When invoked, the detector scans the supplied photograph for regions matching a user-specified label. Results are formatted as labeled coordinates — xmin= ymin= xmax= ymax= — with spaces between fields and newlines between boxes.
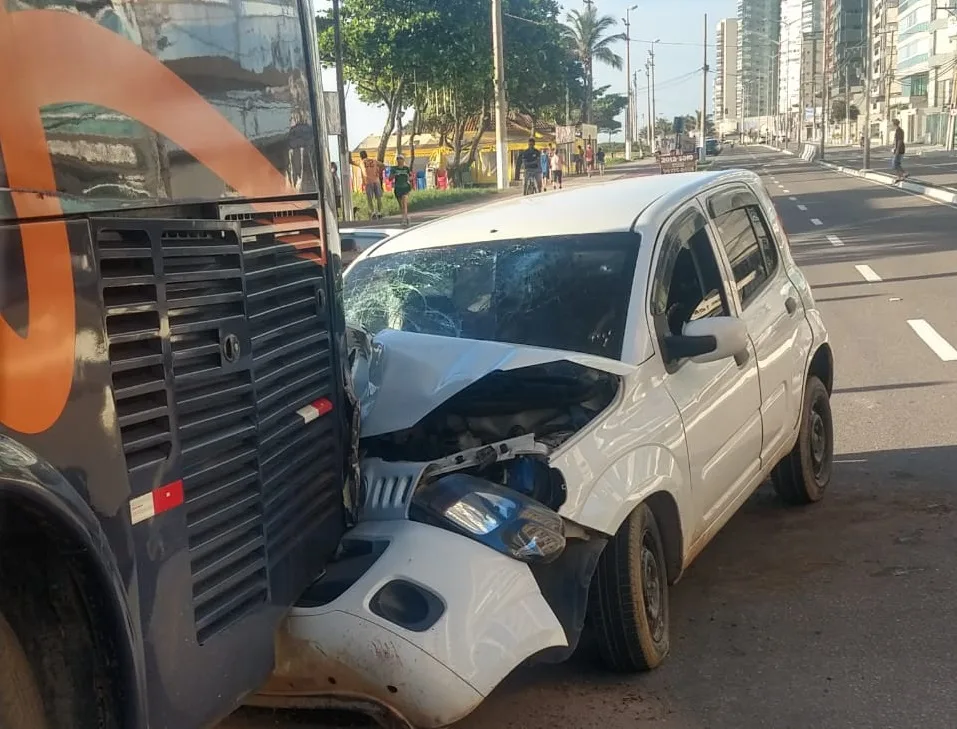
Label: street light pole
xmin=623 ymin=5 xmax=637 ymax=161
xmin=646 ymin=61 xmax=653 ymax=150
xmin=491 ymin=0 xmax=509 ymax=190
xmin=863 ymin=0 xmax=873 ymax=169
xmin=700 ymin=14 xmax=708 ymax=163
xmin=330 ymin=0 xmax=353 ymax=221
xmin=649 ymin=40 xmax=659 ymax=142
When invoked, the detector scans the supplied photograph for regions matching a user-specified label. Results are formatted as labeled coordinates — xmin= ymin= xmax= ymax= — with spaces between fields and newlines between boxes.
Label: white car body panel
xmin=253 ymin=520 xmax=566 ymax=728
xmin=356 ymin=328 xmax=635 ymax=438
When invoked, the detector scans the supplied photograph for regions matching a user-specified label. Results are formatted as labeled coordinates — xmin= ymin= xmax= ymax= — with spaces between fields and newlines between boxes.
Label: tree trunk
xmin=375 ymin=79 xmax=405 ymax=163
xmin=466 ymin=95 xmax=491 ymax=166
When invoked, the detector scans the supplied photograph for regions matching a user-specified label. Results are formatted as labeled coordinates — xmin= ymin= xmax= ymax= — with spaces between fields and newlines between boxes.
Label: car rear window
xmin=343 ymin=232 xmax=640 ymax=359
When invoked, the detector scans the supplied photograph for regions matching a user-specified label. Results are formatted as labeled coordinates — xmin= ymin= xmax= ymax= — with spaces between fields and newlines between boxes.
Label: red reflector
xmin=295 ymin=397 xmax=334 ymax=425
xmin=312 ymin=397 xmax=334 ymax=416
xmin=153 ymin=480 xmax=184 ymax=516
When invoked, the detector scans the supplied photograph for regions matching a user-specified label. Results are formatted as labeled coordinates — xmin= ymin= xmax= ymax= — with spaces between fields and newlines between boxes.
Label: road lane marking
xmin=782 ymin=189 xmax=790 ymax=193
xmin=789 ymin=196 xmax=797 ymax=200
xmin=797 ymin=204 xmax=808 ymax=210
xmin=855 ymin=264 xmax=881 ymax=281
xmin=811 ymin=218 xmax=823 ymax=226
xmin=908 ymin=319 xmax=957 ymax=362
xmin=826 ymin=234 xmax=843 ymax=246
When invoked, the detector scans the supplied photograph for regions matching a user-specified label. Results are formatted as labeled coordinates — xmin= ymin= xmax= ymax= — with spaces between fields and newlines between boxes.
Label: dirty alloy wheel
xmin=588 ymin=503 xmax=670 ymax=673
xmin=772 ymin=375 xmax=833 ymax=505
xmin=0 ymin=609 xmax=48 ymax=729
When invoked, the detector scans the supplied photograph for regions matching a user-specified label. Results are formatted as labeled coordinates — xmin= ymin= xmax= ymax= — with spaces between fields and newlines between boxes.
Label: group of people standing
xmin=330 ymin=150 xmax=413 ymax=225
xmin=520 ymin=138 xmax=607 ymax=194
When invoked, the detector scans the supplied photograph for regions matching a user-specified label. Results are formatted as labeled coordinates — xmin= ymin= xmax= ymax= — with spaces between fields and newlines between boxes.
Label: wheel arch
xmin=0 ymin=436 xmax=147 ymax=729
xmin=807 ymin=342 xmax=834 ymax=394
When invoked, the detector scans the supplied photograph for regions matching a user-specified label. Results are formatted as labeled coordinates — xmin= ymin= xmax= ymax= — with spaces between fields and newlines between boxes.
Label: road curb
xmin=816 ymin=160 xmax=957 ymax=206
xmin=759 ymin=143 xmax=794 ymax=156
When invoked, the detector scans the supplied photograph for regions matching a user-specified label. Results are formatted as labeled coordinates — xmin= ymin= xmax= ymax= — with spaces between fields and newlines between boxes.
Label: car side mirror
xmin=680 ymin=316 xmax=750 ymax=364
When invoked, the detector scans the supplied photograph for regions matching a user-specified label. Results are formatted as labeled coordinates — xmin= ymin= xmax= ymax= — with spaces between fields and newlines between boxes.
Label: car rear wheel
xmin=772 ymin=375 xmax=833 ymax=505
xmin=588 ymin=503 xmax=670 ymax=673
xmin=0 ymin=609 xmax=47 ymax=729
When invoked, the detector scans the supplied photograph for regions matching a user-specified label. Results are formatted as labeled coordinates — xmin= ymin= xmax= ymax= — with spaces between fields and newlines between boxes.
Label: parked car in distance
xmin=339 ymin=226 xmax=405 ymax=268
xmin=254 ymin=170 xmax=835 ymax=728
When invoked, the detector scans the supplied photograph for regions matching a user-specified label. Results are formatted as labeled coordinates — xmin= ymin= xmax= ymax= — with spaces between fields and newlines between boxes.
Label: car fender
xmin=566 ymin=442 xmax=693 ymax=544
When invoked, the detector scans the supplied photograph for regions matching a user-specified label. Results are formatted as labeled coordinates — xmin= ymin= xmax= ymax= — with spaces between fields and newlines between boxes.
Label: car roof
xmin=364 ymin=169 xmax=760 ymax=257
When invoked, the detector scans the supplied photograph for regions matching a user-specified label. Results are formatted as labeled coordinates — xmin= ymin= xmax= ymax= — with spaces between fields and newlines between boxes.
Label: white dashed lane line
xmin=811 ymin=218 xmax=824 ymax=226
xmin=782 ymin=189 xmax=790 ymax=193
xmin=855 ymin=264 xmax=881 ymax=281
xmin=797 ymin=204 xmax=808 ymax=211
xmin=826 ymin=234 xmax=844 ymax=246
xmin=908 ymin=319 xmax=957 ymax=362
xmin=788 ymin=196 xmax=797 ymax=200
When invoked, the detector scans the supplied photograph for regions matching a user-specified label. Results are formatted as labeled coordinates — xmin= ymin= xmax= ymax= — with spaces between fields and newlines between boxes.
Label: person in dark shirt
xmin=520 ymin=138 xmax=543 ymax=192
xmin=389 ymin=153 xmax=413 ymax=226
xmin=891 ymin=119 xmax=908 ymax=182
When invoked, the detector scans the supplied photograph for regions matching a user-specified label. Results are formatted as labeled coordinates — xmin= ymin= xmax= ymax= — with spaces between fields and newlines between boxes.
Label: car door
xmin=705 ymin=184 xmax=810 ymax=463
xmin=647 ymin=203 xmax=763 ymax=539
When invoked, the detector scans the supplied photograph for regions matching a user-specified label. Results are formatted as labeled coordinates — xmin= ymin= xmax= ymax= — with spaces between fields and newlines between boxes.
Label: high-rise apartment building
xmin=736 ymin=0 xmax=780 ymax=119
xmin=872 ymin=0 xmax=900 ymax=121
xmin=828 ymin=0 xmax=866 ymax=91
xmin=779 ymin=0 xmax=823 ymax=114
xmin=715 ymin=18 xmax=740 ymax=133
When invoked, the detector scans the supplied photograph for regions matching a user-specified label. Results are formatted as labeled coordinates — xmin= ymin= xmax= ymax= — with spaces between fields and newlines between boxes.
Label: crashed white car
xmin=252 ymin=170 xmax=834 ymax=727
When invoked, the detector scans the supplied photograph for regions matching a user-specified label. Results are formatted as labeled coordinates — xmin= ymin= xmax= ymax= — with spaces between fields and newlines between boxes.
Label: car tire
xmin=772 ymin=375 xmax=833 ymax=505
xmin=588 ymin=503 xmax=670 ymax=673
xmin=0 ymin=609 xmax=47 ymax=729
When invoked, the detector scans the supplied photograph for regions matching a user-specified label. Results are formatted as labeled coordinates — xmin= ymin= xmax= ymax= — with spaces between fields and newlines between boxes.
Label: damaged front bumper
xmin=250 ymin=519 xmax=568 ymax=728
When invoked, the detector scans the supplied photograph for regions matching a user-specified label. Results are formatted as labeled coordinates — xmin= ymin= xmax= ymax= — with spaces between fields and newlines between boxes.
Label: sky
xmin=314 ymin=0 xmax=739 ymax=148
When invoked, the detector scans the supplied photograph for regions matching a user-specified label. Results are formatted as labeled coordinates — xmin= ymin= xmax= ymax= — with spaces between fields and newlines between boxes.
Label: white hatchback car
xmin=253 ymin=169 xmax=834 ymax=727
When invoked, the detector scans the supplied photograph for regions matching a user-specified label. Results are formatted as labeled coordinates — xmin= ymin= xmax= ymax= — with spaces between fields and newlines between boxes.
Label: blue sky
xmin=315 ymin=0 xmax=739 ymax=147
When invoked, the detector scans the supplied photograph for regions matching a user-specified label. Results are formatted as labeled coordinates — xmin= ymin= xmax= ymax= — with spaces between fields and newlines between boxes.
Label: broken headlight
xmin=410 ymin=473 xmax=566 ymax=564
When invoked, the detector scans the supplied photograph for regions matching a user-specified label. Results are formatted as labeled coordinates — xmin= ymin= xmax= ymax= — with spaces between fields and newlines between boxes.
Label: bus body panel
xmin=0 ymin=0 xmax=352 ymax=727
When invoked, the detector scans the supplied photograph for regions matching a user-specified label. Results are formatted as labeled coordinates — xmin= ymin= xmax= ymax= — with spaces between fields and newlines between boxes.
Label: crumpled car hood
xmin=349 ymin=328 xmax=635 ymax=438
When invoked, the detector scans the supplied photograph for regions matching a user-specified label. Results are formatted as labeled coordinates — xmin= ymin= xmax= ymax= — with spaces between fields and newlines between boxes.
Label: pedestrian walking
xmin=358 ymin=150 xmax=384 ymax=219
xmin=575 ymin=143 xmax=584 ymax=175
xmin=330 ymin=161 xmax=343 ymax=219
xmin=596 ymin=147 xmax=606 ymax=176
xmin=389 ymin=154 xmax=413 ymax=226
xmin=584 ymin=143 xmax=595 ymax=178
xmin=539 ymin=146 xmax=551 ymax=191
xmin=550 ymin=148 xmax=564 ymax=189
xmin=891 ymin=119 xmax=908 ymax=182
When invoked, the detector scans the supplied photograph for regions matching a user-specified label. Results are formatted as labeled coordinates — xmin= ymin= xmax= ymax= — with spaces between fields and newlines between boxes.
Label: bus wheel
xmin=0 ymin=609 xmax=47 ymax=729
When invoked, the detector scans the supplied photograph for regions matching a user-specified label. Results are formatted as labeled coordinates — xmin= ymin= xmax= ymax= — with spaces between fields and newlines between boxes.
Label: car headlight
xmin=411 ymin=473 xmax=566 ymax=564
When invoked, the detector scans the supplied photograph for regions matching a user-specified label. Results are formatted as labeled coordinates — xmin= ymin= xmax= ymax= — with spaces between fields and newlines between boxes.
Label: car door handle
xmin=785 ymin=296 xmax=798 ymax=316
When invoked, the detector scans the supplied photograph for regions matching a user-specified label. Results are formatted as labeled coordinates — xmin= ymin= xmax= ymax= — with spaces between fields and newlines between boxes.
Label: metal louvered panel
xmin=97 ymin=227 xmax=172 ymax=476
xmin=224 ymin=206 xmax=343 ymax=576
xmin=163 ymin=224 xmax=269 ymax=643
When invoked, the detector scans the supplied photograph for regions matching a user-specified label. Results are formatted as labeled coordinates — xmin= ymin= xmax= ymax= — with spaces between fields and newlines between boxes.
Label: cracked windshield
xmin=2 ymin=0 xmax=957 ymax=728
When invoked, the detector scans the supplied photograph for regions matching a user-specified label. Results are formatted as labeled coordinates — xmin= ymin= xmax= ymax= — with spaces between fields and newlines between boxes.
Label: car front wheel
xmin=772 ymin=374 xmax=833 ymax=505
xmin=588 ymin=503 xmax=670 ymax=673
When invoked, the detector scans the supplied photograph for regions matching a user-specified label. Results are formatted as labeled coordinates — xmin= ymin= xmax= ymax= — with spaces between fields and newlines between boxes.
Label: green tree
xmin=561 ymin=5 xmax=624 ymax=124
xmin=591 ymin=85 xmax=628 ymax=136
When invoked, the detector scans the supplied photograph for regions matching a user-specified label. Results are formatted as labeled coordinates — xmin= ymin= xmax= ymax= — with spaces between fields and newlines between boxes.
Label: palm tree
xmin=562 ymin=6 xmax=625 ymax=124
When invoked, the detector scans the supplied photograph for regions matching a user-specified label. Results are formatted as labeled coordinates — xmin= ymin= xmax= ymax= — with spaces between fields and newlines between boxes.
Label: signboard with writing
xmin=555 ymin=125 xmax=575 ymax=144
xmin=658 ymin=153 xmax=698 ymax=175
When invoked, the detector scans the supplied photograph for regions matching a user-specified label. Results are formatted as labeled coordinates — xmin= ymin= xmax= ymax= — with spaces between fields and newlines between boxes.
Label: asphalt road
xmin=224 ymin=146 xmax=957 ymax=729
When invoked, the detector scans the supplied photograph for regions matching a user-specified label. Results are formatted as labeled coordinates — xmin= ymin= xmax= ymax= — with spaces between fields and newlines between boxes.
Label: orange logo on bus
xmin=0 ymin=4 xmax=299 ymax=434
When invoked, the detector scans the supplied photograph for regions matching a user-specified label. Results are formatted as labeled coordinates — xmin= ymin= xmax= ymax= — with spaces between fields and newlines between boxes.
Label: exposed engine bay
xmin=360 ymin=360 xmax=620 ymax=511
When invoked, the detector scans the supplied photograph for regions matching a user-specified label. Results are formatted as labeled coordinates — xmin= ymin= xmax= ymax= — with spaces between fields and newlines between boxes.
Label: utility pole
xmin=491 ymin=0 xmax=508 ymax=190
xmin=863 ymin=0 xmax=873 ymax=168
xmin=649 ymin=43 xmax=658 ymax=143
xmin=820 ymin=9 xmax=829 ymax=159
xmin=700 ymin=14 xmax=708 ymax=163
xmin=845 ymin=64 xmax=850 ymax=144
xmin=623 ymin=5 xmax=637 ymax=160
xmin=646 ymin=62 xmax=654 ymax=150
xmin=330 ymin=0 xmax=353 ymax=221
xmin=633 ymin=70 xmax=639 ymax=154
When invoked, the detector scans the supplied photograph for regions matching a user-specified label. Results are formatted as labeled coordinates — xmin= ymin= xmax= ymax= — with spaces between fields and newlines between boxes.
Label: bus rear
xmin=0 ymin=0 xmax=355 ymax=727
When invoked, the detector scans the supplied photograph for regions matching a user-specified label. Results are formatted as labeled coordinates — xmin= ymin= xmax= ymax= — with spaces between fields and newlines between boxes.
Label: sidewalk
xmin=344 ymin=158 xmax=659 ymax=228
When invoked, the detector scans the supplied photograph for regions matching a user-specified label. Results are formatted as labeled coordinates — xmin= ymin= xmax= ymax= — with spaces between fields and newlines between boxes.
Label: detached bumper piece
xmin=250 ymin=520 xmax=567 ymax=728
